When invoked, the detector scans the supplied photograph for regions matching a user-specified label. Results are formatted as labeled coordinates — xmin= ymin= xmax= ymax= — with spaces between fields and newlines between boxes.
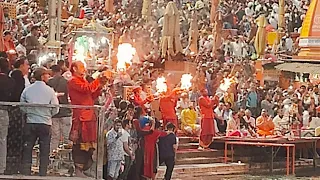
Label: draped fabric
xmin=254 ymin=14 xmax=267 ymax=58
xmin=161 ymin=2 xmax=183 ymax=58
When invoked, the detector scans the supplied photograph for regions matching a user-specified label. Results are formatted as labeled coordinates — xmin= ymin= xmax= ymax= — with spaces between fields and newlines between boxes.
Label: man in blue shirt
xmin=20 ymin=67 xmax=59 ymax=176
xmin=158 ymin=122 xmax=177 ymax=180
xmin=246 ymin=83 xmax=258 ymax=118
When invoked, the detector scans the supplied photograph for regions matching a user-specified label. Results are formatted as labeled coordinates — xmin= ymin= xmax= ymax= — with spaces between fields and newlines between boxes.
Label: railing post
xmin=96 ymin=107 xmax=106 ymax=179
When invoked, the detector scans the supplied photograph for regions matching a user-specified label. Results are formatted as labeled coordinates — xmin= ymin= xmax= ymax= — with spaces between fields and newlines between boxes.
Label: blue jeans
xmin=21 ymin=123 xmax=51 ymax=176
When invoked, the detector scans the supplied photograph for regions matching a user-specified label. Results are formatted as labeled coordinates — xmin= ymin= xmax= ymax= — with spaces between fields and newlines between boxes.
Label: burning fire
xmin=74 ymin=41 xmax=87 ymax=67
xmin=117 ymin=43 xmax=136 ymax=71
xmin=219 ymin=77 xmax=234 ymax=92
xmin=180 ymin=74 xmax=193 ymax=90
xmin=156 ymin=77 xmax=167 ymax=93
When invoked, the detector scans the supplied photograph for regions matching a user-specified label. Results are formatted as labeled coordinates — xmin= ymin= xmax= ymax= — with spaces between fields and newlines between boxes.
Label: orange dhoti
xmin=199 ymin=118 xmax=214 ymax=148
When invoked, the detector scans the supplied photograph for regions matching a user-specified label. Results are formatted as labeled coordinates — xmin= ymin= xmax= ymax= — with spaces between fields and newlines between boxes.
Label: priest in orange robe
xmin=198 ymin=89 xmax=219 ymax=148
xmin=256 ymin=109 xmax=275 ymax=136
xmin=159 ymin=88 xmax=179 ymax=128
xmin=68 ymin=61 xmax=109 ymax=177
xmin=131 ymin=86 xmax=152 ymax=114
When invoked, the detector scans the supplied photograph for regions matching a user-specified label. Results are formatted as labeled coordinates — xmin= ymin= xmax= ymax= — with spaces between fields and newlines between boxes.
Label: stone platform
xmin=156 ymin=163 xmax=249 ymax=179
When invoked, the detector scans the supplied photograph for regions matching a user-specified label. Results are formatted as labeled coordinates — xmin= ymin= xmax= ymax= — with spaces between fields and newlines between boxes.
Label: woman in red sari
xmin=133 ymin=115 xmax=167 ymax=180
xmin=198 ymin=89 xmax=219 ymax=149
xmin=143 ymin=121 xmax=167 ymax=180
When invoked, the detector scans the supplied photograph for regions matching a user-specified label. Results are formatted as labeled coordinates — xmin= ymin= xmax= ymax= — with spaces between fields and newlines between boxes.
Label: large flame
xmin=180 ymin=74 xmax=193 ymax=90
xmin=156 ymin=77 xmax=167 ymax=93
xmin=219 ymin=77 xmax=233 ymax=92
xmin=74 ymin=46 xmax=87 ymax=67
xmin=117 ymin=43 xmax=136 ymax=71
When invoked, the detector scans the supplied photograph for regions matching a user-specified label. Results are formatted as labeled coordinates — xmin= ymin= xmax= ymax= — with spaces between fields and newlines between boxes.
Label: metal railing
xmin=0 ymin=102 xmax=106 ymax=179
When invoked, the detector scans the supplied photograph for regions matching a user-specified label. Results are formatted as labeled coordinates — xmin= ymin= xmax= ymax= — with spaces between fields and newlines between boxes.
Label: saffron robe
xmin=198 ymin=95 xmax=218 ymax=148
xmin=159 ymin=95 xmax=177 ymax=127
xmin=68 ymin=75 xmax=101 ymax=145
xmin=256 ymin=116 xmax=275 ymax=136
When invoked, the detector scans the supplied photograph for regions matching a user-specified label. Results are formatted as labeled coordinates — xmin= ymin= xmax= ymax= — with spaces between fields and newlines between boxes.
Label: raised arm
xmin=68 ymin=77 xmax=101 ymax=94
xmin=199 ymin=97 xmax=214 ymax=109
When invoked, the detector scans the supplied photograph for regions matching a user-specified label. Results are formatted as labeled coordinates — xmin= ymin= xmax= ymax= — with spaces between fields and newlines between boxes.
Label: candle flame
xmin=180 ymin=74 xmax=193 ymax=90
xmin=117 ymin=43 xmax=136 ymax=71
xmin=156 ymin=77 xmax=167 ymax=93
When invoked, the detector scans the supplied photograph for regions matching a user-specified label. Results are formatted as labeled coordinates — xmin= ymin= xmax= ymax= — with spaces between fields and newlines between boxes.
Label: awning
xmin=275 ymin=62 xmax=320 ymax=74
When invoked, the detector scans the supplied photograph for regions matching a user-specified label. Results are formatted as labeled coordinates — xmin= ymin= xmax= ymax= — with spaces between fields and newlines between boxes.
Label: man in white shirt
xmin=15 ymin=37 xmax=27 ymax=56
xmin=273 ymin=109 xmax=289 ymax=132
xmin=243 ymin=109 xmax=255 ymax=128
xmin=20 ymin=67 xmax=59 ymax=176
xmin=118 ymin=119 xmax=134 ymax=180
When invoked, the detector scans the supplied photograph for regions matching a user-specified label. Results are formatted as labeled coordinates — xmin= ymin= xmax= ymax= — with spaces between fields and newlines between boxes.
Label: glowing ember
xmin=219 ymin=78 xmax=233 ymax=92
xmin=156 ymin=77 xmax=167 ymax=93
xmin=117 ymin=43 xmax=136 ymax=71
xmin=180 ymin=74 xmax=193 ymax=90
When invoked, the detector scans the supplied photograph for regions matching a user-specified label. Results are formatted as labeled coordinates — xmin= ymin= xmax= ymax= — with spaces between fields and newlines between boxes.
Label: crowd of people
xmin=0 ymin=0 xmax=317 ymax=179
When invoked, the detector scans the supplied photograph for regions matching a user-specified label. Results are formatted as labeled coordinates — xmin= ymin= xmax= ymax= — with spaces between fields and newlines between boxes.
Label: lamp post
xmin=47 ymin=0 xmax=62 ymax=62
xmin=48 ymin=0 xmax=56 ymax=44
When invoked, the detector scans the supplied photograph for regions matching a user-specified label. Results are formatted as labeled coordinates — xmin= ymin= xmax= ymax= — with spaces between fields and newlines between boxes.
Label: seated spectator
xmin=180 ymin=103 xmax=200 ymax=136
xmin=226 ymin=111 xmax=242 ymax=137
xmin=256 ymin=109 xmax=275 ymax=136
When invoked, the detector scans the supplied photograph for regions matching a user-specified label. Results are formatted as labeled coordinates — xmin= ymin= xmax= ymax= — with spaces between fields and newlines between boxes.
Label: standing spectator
xmin=3 ymin=7 xmax=11 ymax=31
xmin=47 ymin=65 xmax=72 ymax=152
xmin=158 ymin=122 xmax=177 ymax=180
xmin=246 ymin=83 xmax=258 ymax=117
xmin=6 ymin=57 xmax=29 ymax=174
xmin=261 ymin=93 xmax=274 ymax=117
xmin=79 ymin=0 xmax=94 ymax=19
xmin=20 ymin=67 xmax=59 ymax=176
xmin=106 ymin=119 xmax=125 ymax=180
xmin=118 ymin=119 xmax=135 ymax=180
xmin=0 ymin=57 xmax=15 ymax=174
xmin=25 ymin=26 xmax=41 ymax=55
xmin=10 ymin=56 xmax=30 ymax=91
